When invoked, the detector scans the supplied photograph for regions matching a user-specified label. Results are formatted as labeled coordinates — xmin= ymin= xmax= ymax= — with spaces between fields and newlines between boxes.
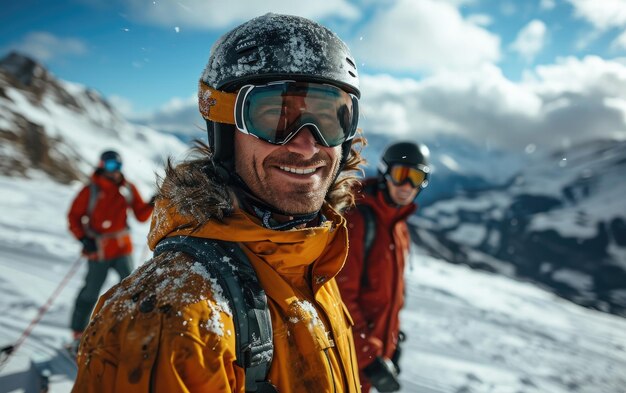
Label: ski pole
xmin=0 ymin=254 xmax=84 ymax=372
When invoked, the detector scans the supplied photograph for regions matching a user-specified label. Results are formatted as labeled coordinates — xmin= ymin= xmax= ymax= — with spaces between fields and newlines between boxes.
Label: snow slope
xmin=1 ymin=174 xmax=625 ymax=393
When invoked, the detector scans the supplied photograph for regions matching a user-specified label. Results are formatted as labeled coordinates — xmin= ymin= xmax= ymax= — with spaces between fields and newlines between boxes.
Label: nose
xmin=399 ymin=182 xmax=416 ymax=191
xmin=285 ymin=126 xmax=320 ymax=159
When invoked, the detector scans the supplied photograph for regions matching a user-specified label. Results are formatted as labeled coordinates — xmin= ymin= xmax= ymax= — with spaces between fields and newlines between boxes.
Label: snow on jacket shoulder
xmin=72 ymin=154 xmax=361 ymax=393
xmin=73 ymin=250 xmax=241 ymax=392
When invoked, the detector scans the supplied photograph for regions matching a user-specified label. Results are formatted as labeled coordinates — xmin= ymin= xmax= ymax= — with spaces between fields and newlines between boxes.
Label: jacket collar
xmin=91 ymin=171 xmax=125 ymax=190
xmin=358 ymin=178 xmax=417 ymax=225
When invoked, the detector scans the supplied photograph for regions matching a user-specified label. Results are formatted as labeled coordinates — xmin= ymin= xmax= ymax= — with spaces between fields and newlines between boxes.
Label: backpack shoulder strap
xmin=87 ymin=182 xmax=99 ymax=218
xmin=154 ymin=236 xmax=276 ymax=393
xmin=356 ymin=204 xmax=376 ymax=262
xmin=355 ymin=181 xmax=379 ymax=261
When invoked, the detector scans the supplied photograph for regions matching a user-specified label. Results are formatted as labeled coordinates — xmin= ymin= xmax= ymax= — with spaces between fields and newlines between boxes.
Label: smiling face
xmin=234 ymin=127 xmax=342 ymax=215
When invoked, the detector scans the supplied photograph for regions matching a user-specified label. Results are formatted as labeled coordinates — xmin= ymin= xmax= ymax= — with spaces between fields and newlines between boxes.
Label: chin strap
xmin=230 ymin=174 xmax=322 ymax=230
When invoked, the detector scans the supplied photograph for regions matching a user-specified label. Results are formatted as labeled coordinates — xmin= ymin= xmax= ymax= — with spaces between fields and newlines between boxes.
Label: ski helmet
xmin=379 ymin=141 xmax=430 ymax=188
xmin=98 ymin=150 xmax=122 ymax=171
xmin=198 ymin=13 xmax=360 ymax=174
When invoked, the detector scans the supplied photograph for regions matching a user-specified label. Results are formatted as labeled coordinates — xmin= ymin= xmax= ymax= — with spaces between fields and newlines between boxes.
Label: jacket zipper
xmin=323 ymin=348 xmax=337 ymax=393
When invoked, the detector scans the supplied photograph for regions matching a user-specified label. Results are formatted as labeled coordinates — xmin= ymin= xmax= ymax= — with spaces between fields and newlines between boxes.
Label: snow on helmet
xmin=198 ymin=13 xmax=360 ymax=174
xmin=200 ymin=13 xmax=359 ymax=96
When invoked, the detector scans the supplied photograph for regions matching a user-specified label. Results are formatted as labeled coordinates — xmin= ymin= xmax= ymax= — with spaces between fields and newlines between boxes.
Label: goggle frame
xmin=233 ymin=80 xmax=359 ymax=147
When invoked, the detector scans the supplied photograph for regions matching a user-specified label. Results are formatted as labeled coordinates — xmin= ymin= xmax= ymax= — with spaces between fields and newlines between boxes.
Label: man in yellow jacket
xmin=72 ymin=13 xmax=364 ymax=393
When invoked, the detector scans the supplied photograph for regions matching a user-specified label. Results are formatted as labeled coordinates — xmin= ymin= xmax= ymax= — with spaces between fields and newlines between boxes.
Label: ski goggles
xmin=385 ymin=165 xmax=429 ymax=189
xmin=102 ymin=159 xmax=122 ymax=172
xmin=199 ymin=80 xmax=359 ymax=147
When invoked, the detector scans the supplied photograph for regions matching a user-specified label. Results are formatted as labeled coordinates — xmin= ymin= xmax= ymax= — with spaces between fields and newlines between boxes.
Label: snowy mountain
xmin=413 ymin=139 xmax=626 ymax=316
xmin=0 ymin=51 xmax=189 ymax=191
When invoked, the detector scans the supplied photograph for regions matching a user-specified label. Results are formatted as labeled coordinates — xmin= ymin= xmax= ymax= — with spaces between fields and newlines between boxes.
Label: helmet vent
xmin=348 ymin=70 xmax=356 ymax=78
xmin=345 ymin=57 xmax=356 ymax=69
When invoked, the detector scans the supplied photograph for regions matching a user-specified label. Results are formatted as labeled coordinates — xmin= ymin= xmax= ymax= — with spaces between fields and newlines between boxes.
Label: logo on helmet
xmin=235 ymin=39 xmax=258 ymax=53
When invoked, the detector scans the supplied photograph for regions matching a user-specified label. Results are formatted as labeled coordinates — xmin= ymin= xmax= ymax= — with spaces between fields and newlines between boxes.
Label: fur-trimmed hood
xmin=157 ymin=150 xmax=233 ymax=226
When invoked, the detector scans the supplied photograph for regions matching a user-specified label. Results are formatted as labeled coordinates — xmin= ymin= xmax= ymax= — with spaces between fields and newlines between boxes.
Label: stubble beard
xmin=238 ymin=152 xmax=339 ymax=215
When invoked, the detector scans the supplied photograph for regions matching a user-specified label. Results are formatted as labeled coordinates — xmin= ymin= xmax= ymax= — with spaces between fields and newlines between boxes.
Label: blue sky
xmin=2 ymin=0 xmax=626 ymax=151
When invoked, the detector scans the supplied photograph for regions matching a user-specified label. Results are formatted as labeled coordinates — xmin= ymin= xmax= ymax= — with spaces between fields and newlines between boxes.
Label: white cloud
xmin=510 ymin=20 xmax=547 ymax=62
xmin=122 ymin=0 xmax=359 ymax=29
xmin=357 ymin=56 xmax=626 ymax=150
xmin=540 ymin=0 xmax=556 ymax=11
xmin=134 ymin=94 xmax=204 ymax=136
xmin=467 ymin=13 xmax=493 ymax=27
xmin=567 ymin=0 xmax=626 ymax=30
xmin=353 ymin=0 xmax=500 ymax=73
xmin=611 ymin=30 xmax=626 ymax=51
xmin=6 ymin=32 xmax=87 ymax=62
xmin=524 ymin=55 xmax=626 ymax=97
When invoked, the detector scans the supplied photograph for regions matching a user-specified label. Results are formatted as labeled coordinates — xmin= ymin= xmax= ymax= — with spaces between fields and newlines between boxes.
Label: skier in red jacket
xmin=337 ymin=141 xmax=430 ymax=392
xmin=67 ymin=150 xmax=154 ymax=340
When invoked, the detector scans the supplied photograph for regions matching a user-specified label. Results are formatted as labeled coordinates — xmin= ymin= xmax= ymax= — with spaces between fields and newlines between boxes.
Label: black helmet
xmin=200 ymin=13 xmax=359 ymax=96
xmin=98 ymin=150 xmax=122 ymax=171
xmin=199 ymin=13 xmax=360 ymax=173
xmin=379 ymin=141 xmax=430 ymax=187
xmin=99 ymin=150 xmax=121 ymax=165
xmin=380 ymin=142 xmax=429 ymax=170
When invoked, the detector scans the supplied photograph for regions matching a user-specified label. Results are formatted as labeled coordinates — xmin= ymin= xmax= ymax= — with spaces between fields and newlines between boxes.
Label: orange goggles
xmin=386 ymin=165 xmax=429 ymax=189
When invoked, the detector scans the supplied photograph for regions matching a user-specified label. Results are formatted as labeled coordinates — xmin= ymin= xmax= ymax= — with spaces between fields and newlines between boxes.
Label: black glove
xmin=148 ymin=194 xmax=157 ymax=207
xmin=390 ymin=330 xmax=406 ymax=374
xmin=363 ymin=356 xmax=401 ymax=392
xmin=80 ymin=237 xmax=97 ymax=253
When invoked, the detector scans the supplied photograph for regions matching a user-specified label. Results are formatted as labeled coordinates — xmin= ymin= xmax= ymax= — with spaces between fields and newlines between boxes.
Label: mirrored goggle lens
xmin=388 ymin=165 xmax=427 ymax=188
xmin=235 ymin=81 xmax=358 ymax=147
xmin=103 ymin=160 xmax=122 ymax=172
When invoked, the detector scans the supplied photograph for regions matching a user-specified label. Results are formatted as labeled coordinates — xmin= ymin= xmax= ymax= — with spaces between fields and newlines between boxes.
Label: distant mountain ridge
xmin=0 ymin=52 xmax=188 ymax=189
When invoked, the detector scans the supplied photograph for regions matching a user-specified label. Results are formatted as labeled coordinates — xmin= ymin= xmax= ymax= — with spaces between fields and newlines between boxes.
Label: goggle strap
xmin=198 ymin=82 xmax=236 ymax=125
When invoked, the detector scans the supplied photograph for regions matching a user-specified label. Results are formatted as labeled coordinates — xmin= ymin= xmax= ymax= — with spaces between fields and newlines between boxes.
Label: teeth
xmin=279 ymin=166 xmax=316 ymax=174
